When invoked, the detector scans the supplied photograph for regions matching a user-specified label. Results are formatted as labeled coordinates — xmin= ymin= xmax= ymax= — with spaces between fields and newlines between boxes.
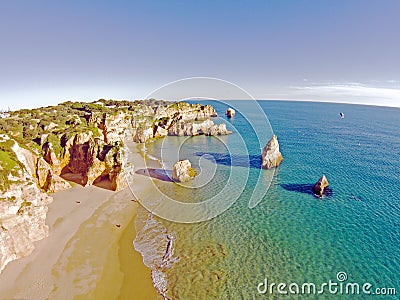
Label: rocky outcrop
xmin=36 ymin=157 xmax=71 ymax=193
xmin=226 ymin=108 xmax=235 ymax=118
xmin=0 ymin=181 xmax=52 ymax=273
xmin=51 ymin=131 xmax=128 ymax=191
xmin=132 ymin=102 xmax=229 ymax=143
xmin=88 ymin=111 xmax=132 ymax=144
xmin=42 ymin=142 xmax=61 ymax=173
xmin=38 ymin=110 xmax=135 ymax=191
xmin=134 ymin=128 xmax=154 ymax=143
xmin=261 ymin=135 xmax=283 ymax=169
xmin=169 ymin=119 xmax=231 ymax=136
xmin=172 ymin=160 xmax=196 ymax=182
xmin=313 ymin=175 xmax=329 ymax=197
xmin=163 ymin=103 xmax=217 ymax=121
xmin=9 ymin=137 xmax=71 ymax=194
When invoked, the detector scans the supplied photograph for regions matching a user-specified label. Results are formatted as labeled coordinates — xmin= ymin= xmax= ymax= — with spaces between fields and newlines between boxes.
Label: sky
xmin=0 ymin=0 xmax=399 ymax=109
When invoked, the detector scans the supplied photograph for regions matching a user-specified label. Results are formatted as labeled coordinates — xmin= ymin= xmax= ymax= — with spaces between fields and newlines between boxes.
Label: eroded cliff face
xmin=131 ymin=102 xmax=230 ymax=143
xmin=41 ymin=112 xmax=133 ymax=191
xmin=0 ymin=136 xmax=53 ymax=273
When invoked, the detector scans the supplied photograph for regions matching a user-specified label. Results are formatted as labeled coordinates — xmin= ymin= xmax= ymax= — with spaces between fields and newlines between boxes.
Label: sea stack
xmin=261 ymin=135 xmax=283 ymax=169
xmin=313 ymin=175 xmax=329 ymax=197
xmin=172 ymin=160 xmax=196 ymax=182
xmin=225 ymin=108 xmax=236 ymax=118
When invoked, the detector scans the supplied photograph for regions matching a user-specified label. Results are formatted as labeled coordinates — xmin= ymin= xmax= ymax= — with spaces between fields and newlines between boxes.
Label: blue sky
xmin=0 ymin=0 xmax=399 ymax=109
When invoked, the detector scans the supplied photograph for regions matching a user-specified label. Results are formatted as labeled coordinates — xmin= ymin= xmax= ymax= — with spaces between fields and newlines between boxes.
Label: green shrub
xmin=188 ymin=167 xmax=197 ymax=178
xmin=0 ymin=171 xmax=10 ymax=191
xmin=46 ymin=133 xmax=63 ymax=157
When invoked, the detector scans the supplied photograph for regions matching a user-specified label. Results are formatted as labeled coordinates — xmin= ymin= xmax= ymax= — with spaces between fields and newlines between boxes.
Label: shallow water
xmin=133 ymin=101 xmax=400 ymax=299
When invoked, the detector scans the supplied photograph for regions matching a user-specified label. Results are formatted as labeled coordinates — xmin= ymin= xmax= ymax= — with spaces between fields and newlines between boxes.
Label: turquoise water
xmin=136 ymin=101 xmax=400 ymax=299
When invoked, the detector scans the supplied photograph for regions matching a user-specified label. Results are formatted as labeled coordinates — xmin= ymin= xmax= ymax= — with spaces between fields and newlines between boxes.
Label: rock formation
xmin=226 ymin=108 xmax=235 ymax=118
xmin=0 ymin=181 xmax=52 ymax=273
xmin=168 ymin=119 xmax=230 ymax=136
xmin=40 ymin=111 xmax=134 ymax=191
xmin=0 ymin=136 xmax=53 ymax=273
xmin=313 ymin=175 xmax=329 ymax=197
xmin=261 ymin=135 xmax=283 ymax=169
xmin=36 ymin=157 xmax=71 ymax=193
xmin=131 ymin=102 xmax=230 ymax=143
xmin=172 ymin=160 xmax=196 ymax=182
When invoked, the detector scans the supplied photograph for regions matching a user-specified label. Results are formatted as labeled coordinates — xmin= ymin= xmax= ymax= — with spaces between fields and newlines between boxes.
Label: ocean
xmin=133 ymin=100 xmax=400 ymax=299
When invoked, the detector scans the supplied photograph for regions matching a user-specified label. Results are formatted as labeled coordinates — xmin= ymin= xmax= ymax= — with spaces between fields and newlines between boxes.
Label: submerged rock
xmin=225 ymin=108 xmax=235 ymax=118
xmin=172 ymin=160 xmax=196 ymax=182
xmin=261 ymin=135 xmax=283 ymax=169
xmin=313 ymin=175 xmax=329 ymax=197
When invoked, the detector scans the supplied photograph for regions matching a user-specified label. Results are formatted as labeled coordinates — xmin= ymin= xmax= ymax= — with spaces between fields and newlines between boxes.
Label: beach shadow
xmin=194 ymin=152 xmax=262 ymax=169
xmin=61 ymin=172 xmax=115 ymax=191
xmin=61 ymin=172 xmax=86 ymax=186
xmin=135 ymin=168 xmax=173 ymax=182
xmin=280 ymin=183 xmax=333 ymax=197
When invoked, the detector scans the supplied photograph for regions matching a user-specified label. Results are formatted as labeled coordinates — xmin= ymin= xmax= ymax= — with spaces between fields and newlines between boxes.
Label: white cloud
xmin=275 ymin=83 xmax=400 ymax=108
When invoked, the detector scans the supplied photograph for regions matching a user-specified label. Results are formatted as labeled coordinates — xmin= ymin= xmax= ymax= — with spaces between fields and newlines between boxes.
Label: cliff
xmin=0 ymin=99 xmax=229 ymax=274
xmin=131 ymin=102 xmax=230 ymax=143
xmin=0 ymin=134 xmax=53 ymax=273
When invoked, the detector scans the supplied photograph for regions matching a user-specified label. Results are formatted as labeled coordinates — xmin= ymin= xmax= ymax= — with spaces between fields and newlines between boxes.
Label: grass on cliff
xmin=45 ymin=133 xmax=64 ymax=157
xmin=0 ymin=139 xmax=24 ymax=191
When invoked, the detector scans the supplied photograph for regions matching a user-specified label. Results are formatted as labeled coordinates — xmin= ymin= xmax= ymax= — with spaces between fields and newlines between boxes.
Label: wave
xmin=133 ymin=206 xmax=179 ymax=299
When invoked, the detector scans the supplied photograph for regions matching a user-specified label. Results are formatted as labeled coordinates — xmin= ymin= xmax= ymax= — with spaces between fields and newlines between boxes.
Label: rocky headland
xmin=0 ymin=99 xmax=230 ymax=273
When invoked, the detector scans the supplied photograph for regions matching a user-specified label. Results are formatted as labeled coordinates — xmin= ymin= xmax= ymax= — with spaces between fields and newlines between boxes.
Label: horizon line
xmin=2 ymin=98 xmax=399 ymax=112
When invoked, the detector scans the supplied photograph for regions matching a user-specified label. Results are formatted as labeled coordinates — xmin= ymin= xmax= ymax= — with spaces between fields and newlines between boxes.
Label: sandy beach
xmin=0 ymin=144 xmax=161 ymax=300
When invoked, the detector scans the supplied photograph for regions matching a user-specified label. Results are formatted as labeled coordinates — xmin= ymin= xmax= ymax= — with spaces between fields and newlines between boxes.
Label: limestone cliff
xmin=0 ymin=135 xmax=53 ymax=273
xmin=131 ymin=102 xmax=230 ymax=143
xmin=40 ymin=111 xmax=133 ymax=191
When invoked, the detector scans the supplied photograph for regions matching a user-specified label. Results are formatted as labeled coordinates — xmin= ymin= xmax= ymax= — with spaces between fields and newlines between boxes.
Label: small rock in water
xmin=225 ymin=108 xmax=236 ymax=118
xmin=261 ymin=135 xmax=283 ymax=169
xmin=172 ymin=160 xmax=196 ymax=182
xmin=313 ymin=175 xmax=329 ymax=197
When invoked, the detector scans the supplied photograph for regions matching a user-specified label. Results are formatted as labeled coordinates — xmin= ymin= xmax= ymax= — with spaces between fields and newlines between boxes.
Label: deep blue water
xmin=138 ymin=100 xmax=400 ymax=299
